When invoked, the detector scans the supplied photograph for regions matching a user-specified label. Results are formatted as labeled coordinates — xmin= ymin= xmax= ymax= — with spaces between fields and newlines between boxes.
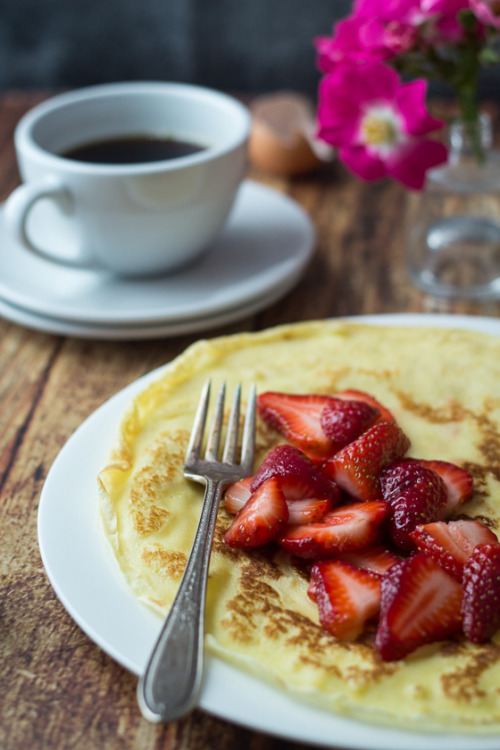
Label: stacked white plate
xmin=0 ymin=180 xmax=315 ymax=340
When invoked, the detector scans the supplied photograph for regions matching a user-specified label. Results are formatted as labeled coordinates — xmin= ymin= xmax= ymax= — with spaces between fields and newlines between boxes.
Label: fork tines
xmin=185 ymin=380 xmax=256 ymax=476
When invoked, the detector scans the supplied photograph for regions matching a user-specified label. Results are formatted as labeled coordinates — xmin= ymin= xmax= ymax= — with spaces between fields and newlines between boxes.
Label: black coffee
xmin=62 ymin=135 xmax=205 ymax=164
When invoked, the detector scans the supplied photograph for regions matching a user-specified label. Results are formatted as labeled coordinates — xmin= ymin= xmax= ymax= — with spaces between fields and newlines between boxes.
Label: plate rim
xmin=0 ymin=264 xmax=306 ymax=340
xmin=37 ymin=313 xmax=500 ymax=749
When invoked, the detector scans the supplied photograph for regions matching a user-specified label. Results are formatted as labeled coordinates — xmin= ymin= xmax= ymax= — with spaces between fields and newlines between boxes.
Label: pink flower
xmin=354 ymin=0 xmax=426 ymax=22
xmin=470 ymin=0 xmax=500 ymax=28
xmin=421 ymin=0 xmax=468 ymax=13
xmin=356 ymin=0 xmax=472 ymax=47
xmin=421 ymin=0 xmax=472 ymax=41
xmin=358 ymin=17 xmax=420 ymax=55
xmin=315 ymin=0 xmax=471 ymax=69
xmin=315 ymin=1 xmax=424 ymax=69
xmin=315 ymin=17 xmax=385 ymax=72
xmin=317 ymin=63 xmax=448 ymax=190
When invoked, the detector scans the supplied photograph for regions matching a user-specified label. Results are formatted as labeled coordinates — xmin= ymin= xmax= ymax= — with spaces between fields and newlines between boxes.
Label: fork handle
xmin=137 ymin=477 xmax=223 ymax=723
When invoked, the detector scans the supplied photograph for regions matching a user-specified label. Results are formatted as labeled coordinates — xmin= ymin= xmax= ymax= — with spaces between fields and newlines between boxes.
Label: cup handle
xmin=4 ymin=179 xmax=95 ymax=268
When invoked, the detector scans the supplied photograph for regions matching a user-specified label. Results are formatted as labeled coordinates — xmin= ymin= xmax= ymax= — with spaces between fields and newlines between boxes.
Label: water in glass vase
xmin=406 ymin=113 xmax=500 ymax=300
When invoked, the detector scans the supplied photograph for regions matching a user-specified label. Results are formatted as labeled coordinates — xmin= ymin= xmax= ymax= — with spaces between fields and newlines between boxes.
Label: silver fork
xmin=137 ymin=380 xmax=256 ymax=723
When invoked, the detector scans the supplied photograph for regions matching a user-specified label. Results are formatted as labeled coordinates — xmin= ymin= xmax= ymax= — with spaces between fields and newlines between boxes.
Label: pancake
xmin=98 ymin=320 xmax=500 ymax=732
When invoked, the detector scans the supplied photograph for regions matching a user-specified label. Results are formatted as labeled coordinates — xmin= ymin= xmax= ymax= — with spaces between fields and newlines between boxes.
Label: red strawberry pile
xmin=222 ymin=389 xmax=500 ymax=661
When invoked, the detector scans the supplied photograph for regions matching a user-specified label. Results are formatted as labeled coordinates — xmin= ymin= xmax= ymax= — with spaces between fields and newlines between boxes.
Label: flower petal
xmin=395 ymin=80 xmax=445 ymax=136
xmin=349 ymin=61 xmax=401 ymax=101
xmin=340 ymin=144 xmax=388 ymax=182
xmin=470 ymin=0 xmax=500 ymax=28
xmin=386 ymin=139 xmax=448 ymax=190
xmin=317 ymin=74 xmax=363 ymax=146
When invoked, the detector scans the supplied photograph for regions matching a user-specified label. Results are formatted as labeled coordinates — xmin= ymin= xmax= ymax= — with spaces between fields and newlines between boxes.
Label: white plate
xmin=38 ymin=314 xmax=500 ymax=749
xmin=0 ymin=273 xmax=300 ymax=340
xmin=0 ymin=180 xmax=314 ymax=326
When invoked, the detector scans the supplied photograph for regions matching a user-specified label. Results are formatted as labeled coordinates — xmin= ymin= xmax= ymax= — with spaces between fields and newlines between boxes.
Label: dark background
xmin=1 ymin=0 xmax=499 ymax=99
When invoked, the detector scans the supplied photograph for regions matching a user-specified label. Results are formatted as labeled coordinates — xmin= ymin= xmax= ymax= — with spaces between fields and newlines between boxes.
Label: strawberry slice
xmin=257 ymin=392 xmax=335 ymax=460
xmin=223 ymin=476 xmax=288 ymax=548
xmin=462 ymin=542 xmax=500 ymax=643
xmin=410 ymin=519 xmax=498 ymax=581
xmin=224 ymin=459 xmax=333 ymax=527
xmin=320 ymin=398 xmax=380 ymax=452
xmin=323 ymin=421 xmax=410 ymax=501
xmin=224 ymin=476 xmax=252 ymax=515
xmin=251 ymin=444 xmax=339 ymax=503
xmin=308 ymin=546 xmax=399 ymax=601
xmin=278 ymin=500 xmax=388 ymax=558
xmin=375 ymin=552 xmax=463 ymax=661
xmin=286 ymin=498 xmax=332 ymax=524
xmin=416 ymin=459 xmax=474 ymax=518
xmin=380 ymin=459 xmax=447 ymax=550
xmin=335 ymin=389 xmax=395 ymax=423
xmin=310 ymin=559 xmax=381 ymax=641
xmin=338 ymin=544 xmax=401 ymax=575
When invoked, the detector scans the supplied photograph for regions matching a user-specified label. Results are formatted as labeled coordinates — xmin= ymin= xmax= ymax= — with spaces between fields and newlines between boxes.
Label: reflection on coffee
xmin=62 ymin=136 xmax=206 ymax=164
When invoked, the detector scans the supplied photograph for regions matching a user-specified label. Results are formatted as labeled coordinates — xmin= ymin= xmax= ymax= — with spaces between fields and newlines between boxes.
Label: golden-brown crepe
xmin=98 ymin=320 xmax=500 ymax=732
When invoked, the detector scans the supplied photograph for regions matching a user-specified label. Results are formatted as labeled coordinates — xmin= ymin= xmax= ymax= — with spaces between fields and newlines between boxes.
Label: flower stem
xmin=455 ymin=85 xmax=484 ymax=164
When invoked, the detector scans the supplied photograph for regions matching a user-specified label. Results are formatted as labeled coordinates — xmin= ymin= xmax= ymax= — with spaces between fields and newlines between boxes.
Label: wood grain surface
xmin=1 ymin=92 xmax=499 ymax=750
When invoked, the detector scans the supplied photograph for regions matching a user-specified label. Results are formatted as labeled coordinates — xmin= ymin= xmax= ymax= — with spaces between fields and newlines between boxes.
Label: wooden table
xmin=1 ymin=92 xmax=499 ymax=750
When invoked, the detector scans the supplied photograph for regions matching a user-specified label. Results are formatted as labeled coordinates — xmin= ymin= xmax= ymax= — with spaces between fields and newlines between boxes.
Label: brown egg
xmin=248 ymin=91 xmax=333 ymax=176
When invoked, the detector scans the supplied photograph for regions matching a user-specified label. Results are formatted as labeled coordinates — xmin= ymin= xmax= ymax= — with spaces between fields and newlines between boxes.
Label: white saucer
xmin=0 ymin=180 xmax=314 ymax=326
xmin=0 ymin=277 xmax=296 ymax=340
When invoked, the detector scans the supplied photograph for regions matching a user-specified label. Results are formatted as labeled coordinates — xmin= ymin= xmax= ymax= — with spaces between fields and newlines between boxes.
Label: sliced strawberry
xmin=257 ymin=392 xmax=335 ymax=460
xmin=307 ymin=577 xmax=319 ymax=603
xmin=251 ymin=444 xmax=339 ymax=503
xmin=278 ymin=500 xmax=388 ymax=559
xmin=311 ymin=559 xmax=381 ymax=641
xmin=224 ymin=476 xmax=253 ymax=515
xmin=416 ymin=459 xmax=474 ymax=518
xmin=410 ymin=519 xmax=498 ymax=581
xmin=338 ymin=544 xmax=401 ymax=575
xmin=223 ymin=476 xmax=288 ymax=548
xmin=323 ymin=421 xmax=410 ymax=501
xmin=462 ymin=543 xmax=500 ymax=643
xmin=380 ymin=459 xmax=447 ymax=551
xmin=320 ymin=398 xmax=380 ymax=452
xmin=308 ymin=544 xmax=398 ymax=602
xmin=375 ymin=552 xmax=463 ymax=661
xmin=335 ymin=389 xmax=395 ymax=423
xmin=286 ymin=497 xmax=332 ymax=524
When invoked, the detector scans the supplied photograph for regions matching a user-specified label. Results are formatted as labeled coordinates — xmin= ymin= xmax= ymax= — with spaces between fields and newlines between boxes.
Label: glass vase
xmin=405 ymin=113 xmax=500 ymax=300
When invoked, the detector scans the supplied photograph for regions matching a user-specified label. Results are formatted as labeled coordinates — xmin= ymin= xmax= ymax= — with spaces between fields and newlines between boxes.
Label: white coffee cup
xmin=4 ymin=81 xmax=251 ymax=276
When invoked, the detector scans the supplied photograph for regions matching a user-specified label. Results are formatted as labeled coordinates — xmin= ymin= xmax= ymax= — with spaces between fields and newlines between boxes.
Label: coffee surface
xmin=62 ymin=135 xmax=205 ymax=164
